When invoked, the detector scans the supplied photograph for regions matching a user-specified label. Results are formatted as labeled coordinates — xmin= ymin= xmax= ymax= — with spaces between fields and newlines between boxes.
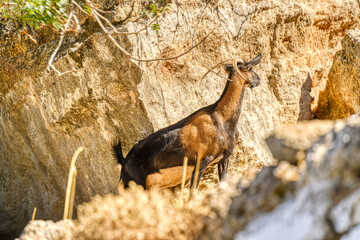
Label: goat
xmin=113 ymin=54 xmax=262 ymax=189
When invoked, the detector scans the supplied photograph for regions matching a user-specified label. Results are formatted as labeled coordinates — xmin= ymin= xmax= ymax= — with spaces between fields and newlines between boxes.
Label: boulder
xmin=315 ymin=29 xmax=360 ymax=119
xmin=265 ymin=120 xmax=335 ymax=164
xmin=226 ymin=119 xmax=360 ymax=240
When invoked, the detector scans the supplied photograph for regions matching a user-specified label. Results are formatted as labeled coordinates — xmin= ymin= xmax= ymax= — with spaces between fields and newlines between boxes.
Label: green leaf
xmin=82 ymin=5 xmax=91 ymax=14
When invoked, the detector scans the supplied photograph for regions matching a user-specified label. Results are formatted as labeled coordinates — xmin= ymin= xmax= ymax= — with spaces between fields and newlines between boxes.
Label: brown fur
xmin=146 ymin=166 xmax=195 ymax=189
xmin=215 ymin=74 xmax=247 ymax=120
xmin=180 ymin=74 xmax=247 ymax=165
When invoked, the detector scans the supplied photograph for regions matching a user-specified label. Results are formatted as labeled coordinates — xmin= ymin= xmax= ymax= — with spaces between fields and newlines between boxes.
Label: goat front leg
xmin=218 ymin=157 xmax=230 ymax=181
xmin=190 ymin=155 xmax=214 ymax=189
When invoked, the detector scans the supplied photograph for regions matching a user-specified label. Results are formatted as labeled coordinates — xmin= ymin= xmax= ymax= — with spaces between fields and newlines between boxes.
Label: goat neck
xmin=214 ymin=71 xmax=247 ymax=125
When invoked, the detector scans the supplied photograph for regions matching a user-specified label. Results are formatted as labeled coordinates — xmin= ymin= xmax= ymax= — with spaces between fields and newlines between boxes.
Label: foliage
xmin=0 ymin=0 xmax=72 ymax=30
xmin=140 ymin=1 xmax=170 ymax=18
xmin=0 ymin=0 xmax=170 ymax=33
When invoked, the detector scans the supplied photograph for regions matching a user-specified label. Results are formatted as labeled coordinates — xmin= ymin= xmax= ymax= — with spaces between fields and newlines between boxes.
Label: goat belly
xmin=146 ymin=165 xmax=194 ymax=189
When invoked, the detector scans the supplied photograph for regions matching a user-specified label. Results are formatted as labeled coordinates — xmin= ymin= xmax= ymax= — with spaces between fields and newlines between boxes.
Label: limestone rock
xmin=265 ymin=120 xmax=335 ymax=164
xmin=298 ymin=73 xmax=314 ymax=121
xmin=222 ymin=166 xmax=297 ymax=240
xmin=0 ymin=33 xmax=153 ymax=239
xmin=228 ymin=119 xmax=360 ymax=240
xmin=315 ymin=29 xmax=360 ymax=119
xmin=1 ymin=0 xmax=360 ymax=238
xmin=329 ymin=189 xmax=360 ymax=234
xmin=342 ymin=225 xmax=360 ymax=240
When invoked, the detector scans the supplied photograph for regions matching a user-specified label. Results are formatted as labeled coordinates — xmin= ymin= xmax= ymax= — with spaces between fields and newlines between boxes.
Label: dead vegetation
xmin=74 ymin=184 xmax=208 ymax=240
xmin=19 ymin=170 xmax=240 ymax=240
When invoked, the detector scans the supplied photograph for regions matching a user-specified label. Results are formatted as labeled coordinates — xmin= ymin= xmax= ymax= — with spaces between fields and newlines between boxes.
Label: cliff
xmin=1 ymin=0 xmax=360 ymax=238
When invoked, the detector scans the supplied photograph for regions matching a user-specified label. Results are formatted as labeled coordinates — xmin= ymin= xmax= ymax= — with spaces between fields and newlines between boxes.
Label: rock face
xmin=224 ymin=119 xmax=360 ymax=240
xmin=298 ymin=73 xmax=314 ymax=121
xmin=0 ymin=32 xmax=153 ymax=239
xmin=1 ymin=0 xmax=360 ymax=238
xmin=315 ymin=29 xmax=360 ymax=119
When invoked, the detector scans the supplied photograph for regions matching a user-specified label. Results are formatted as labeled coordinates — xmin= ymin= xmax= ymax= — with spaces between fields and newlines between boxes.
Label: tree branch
xmin=46 ymin=0 xmax=215 ymax=76
xmin=91 ymin=4 xmax=215 ymax=63
xmin=47 ymin=11 xmax=78 ymax=76
xmin=200 ymin=58 xmax=232 ymax=80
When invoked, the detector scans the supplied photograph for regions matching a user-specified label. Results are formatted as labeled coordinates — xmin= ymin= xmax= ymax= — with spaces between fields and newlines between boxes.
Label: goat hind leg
xmin=128 ymin=165 xmax=147 ymax=189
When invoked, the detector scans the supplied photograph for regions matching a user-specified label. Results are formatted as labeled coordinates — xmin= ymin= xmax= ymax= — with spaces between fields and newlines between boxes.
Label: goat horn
xmin=232 ymin=58 xmax=247 ymax=81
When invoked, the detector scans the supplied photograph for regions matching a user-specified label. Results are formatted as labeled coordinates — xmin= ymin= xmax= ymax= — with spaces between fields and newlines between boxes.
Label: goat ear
xmin=244 ymin=54 xmax=262 ymax=69
xmin=225 ymin=64 xmax=233 ymax=73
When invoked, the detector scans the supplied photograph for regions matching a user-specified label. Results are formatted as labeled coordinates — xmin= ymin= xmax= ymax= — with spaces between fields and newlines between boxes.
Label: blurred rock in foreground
xmin=224 ymin=119 xmax=360 ymax=240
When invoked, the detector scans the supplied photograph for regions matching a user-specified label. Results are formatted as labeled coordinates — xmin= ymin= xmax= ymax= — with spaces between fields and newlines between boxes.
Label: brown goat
xmin=113 ymin=54 xmax=262 ymax=189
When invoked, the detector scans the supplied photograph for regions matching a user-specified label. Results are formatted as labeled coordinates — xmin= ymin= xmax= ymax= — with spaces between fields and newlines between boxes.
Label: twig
xmin=192 ymin=0 xmax=210 ymax=58
xmin=201 ymin=58 xmax=232 ymax=80
xmin=216 ymin=5 xmax=235 ymax=38
xmin=89 ymin=3 xmax=165 ymax=36
xmin=31 ymin=207 xmax=37 ymax=221
xmin=47 ymin=11 xmax=79 ymax=76
xmin=181 ymin=156 xmax=189 ymax=191
xmin=94 ymin=8 xmax=116 ymax=14
xmin=22 ymin=29 xmax=38 ymax=44
xmin=72 ymin=14 xmax=82 ymax=34
xmin=72 ymin=0 xmax=89 ymax=15
xmin=115 ymin=14 xmax=161 ymax=36
xmin=131 ymin=29 xmax=214 ymax=62
xmin=92 ymin=4 xmax=215 ymax=63
xmin=188 ymin=1 xmax=231 ymax=81
xmin=47 ymin=0 xmax=213 ymax=74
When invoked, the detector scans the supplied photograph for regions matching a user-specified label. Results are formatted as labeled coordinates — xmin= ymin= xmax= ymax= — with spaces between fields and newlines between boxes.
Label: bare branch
xmin=91 ymin=8 xmax=133 ymax=56
xmin=46 ymin=0 xmax=215 ymax=75
xmin=114 ymin=14 xmax=161 ymax=36
xmin=91 ymin=4 xmax=215 ymax=63
xmin=47 ymin=33 xmax=66 ymax=75
xmin=47 ymin=11 xmax=78 ymax=76
xmin=90 ymin=3 xmax=165 ymax=36
xmin=72 ymin=1 xmax=89 ymax=15
xmin=199 ymin=58 xmax=232 ymax=81
xmin=189 ymin=1 xmax=230 ymax=81
xmin=94 ymin=8 xmax=116 ymax=14
xmin=192 ymin=1 xmax=210 ymax=57
xmin=132 ymin=29 xmax=214 ymax=62
xmin=22 ymin=29 xmax=38 ymax=44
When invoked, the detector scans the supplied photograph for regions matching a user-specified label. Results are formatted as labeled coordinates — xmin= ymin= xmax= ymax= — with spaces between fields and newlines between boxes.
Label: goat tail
xmin=112 ymin=140 xmax=125 ymax=165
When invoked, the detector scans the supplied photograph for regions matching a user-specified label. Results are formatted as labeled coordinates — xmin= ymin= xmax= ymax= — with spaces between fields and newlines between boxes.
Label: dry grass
xmin=31 ymin=207 xmax=37 ymax=221
xmin=64 ymin=147 xmax=84 ymax=220
xmin=19 ymin=161 xmax=243 ymax=240
xmin=73 ymin=183 xmax=212 ymax=240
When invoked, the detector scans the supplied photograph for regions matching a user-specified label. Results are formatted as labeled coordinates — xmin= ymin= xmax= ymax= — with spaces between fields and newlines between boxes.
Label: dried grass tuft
xmin=64 ymin=147 xmax=84 ymax=220
xmin=31 ymin=207 xmax=37 ymax=221
xmin=73 ymin=183 xmax=212 ymax=240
